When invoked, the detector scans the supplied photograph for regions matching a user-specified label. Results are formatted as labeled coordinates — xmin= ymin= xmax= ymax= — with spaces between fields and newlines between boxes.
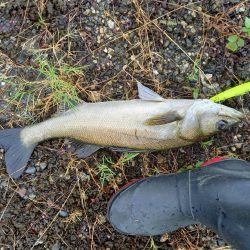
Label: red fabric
xmin=201 ymin=156 xmax=230 ymax=167
xmin=119 ymin=178 xmax=141 ymax=190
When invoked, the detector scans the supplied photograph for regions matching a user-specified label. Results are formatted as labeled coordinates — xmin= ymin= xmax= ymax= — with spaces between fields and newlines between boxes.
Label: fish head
xmin=198 ymin=101 xmax=243 ymax=136
xmin=179 ymin=100 xmax=243 ymax=141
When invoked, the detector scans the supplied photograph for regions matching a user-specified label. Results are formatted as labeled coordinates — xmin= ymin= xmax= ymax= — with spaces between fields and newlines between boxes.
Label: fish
xmin=0 ymin=83 xmax=244 ymax=179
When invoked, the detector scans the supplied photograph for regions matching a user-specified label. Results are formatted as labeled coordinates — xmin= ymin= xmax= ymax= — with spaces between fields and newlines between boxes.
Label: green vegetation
xmin=226 ymin=17 xmax=250 ymax=52
xmin=96 ymin=156 xmax=115 ymax=187
xmin=36 ymin=12 xmax=48 ymax=28
xmin=150 ymin=237 xmax=159 ymax=250
xmin=187 ymin=58 xmax=200 ymax=82
xmin=119 ymin=152 xmax=139 ymax=164
xmin=35 ymin=55 xmax=83 ymax=108
xmin=178 ymin=161 xmax=203 ymax=172
xmin=2 ymin=54 xmax=85 ymax=121
xmin=226 ymin=35 xmax=245 ymax=52
xmin=201 ymin=139 xmax=213 ymax=148
xmin=242 ymin=17 xmax=250 ymax=36
xmin=192 ymin=88 xmax=199 ymax=99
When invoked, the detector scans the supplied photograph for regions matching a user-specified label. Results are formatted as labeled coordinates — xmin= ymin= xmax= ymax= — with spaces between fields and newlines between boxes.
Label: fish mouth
xmin=218 ymin=106 xmax=244 ymax=122
xmin=217 ymin=105 xmax=245 ymax=129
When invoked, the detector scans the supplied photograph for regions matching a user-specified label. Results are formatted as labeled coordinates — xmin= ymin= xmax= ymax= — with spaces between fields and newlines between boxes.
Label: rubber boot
xmin=107 ymin=158 xmax=250 ymax=250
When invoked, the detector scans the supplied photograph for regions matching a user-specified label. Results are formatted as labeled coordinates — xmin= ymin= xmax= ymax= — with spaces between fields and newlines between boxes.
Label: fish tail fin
xmin=0 ymin=128 xmax=37 ymax=179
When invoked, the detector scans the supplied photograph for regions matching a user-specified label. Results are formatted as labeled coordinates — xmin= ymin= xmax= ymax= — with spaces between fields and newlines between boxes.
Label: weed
xmin=119 ymin=152 xmax=139 ymax=164
xmin=224 ymin=152 xmax=239 ymax=158
xmin=146 ymin=166 xmax=169 ymax=176
xmin=178 ymin=165 xmax=195 ymax=172
xmin=194 ymin=161 xmax=204 ymax=168
xmin=226 ymin=34 xmax=245 ymax=52
xmin=36 ymin=12 xmax=48 ymax=29
xmin=2 ymin=54 xmax=86 ymax=121
xmin=63 ymin=210 xmax=82 ymax=224
xmin=242 ymin=17 xmax=250 ymax=36
xmin=34 ymin=0 xmax=48 ymax=29
xmin=201 ymin=139 xmax=213 ymax=149
xmin=35 ymin=55 xmax=83 ymax=109
xmin=150 ymin=237 xmax=159 ymax=250
xmin=96 ymin=156 xmax=115 ymax=187
xmin=192 ymin=88 xmax=199 ymax=99
xmin=226 ymin=17 xmax=250 ymax=52
xmin=187 ymin=58 xmax=200 ymax=82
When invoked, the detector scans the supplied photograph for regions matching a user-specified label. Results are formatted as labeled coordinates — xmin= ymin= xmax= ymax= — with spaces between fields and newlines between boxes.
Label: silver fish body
xmin=21 ymin=99 xmax=195 ymax=150
xmin=0 ymin=83 xmax=244 ymax=178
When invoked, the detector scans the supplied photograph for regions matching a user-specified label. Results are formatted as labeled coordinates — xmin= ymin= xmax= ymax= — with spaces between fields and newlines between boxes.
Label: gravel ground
xmin=0 ymin=0 xmax=249 ymax=249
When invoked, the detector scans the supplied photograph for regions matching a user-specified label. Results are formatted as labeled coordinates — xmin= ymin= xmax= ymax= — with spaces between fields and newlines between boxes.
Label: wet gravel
xmin=0 ymin=0 xmax=249 ymax=249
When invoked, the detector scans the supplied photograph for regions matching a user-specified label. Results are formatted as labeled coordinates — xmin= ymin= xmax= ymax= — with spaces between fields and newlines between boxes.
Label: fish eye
xmin=217 ymin=120 xmax=228 ymax=130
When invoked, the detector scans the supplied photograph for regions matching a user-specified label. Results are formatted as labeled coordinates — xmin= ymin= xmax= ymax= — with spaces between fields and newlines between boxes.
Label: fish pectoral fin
xmin=144 ymin=111 xmax=182 ymax=126
xmin=75 ymin=144 xmax=102 ymax=158
xmin=137 ymin=81 xmax=165 ymax=102
xmin=109 ymin=147 xmax=148 ymax=153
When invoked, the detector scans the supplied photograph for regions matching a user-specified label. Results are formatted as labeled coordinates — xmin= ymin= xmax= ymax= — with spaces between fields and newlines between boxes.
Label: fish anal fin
xmin=109 ymin=147 xmax=148 ymax=153
xmin=137 ymin=81 xmax=165 ymax=102
xmin=144 ymin=111 xmax=182 ymax=126
xmin=75 ymin=143 xmax=102 ymax=158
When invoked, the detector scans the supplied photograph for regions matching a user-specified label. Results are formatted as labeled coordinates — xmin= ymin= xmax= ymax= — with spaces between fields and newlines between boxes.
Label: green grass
xmin=35 ymin=55 xmax=83 ymax=109
xmin=187 ymin=58 xmax=200 ymax=82
xmin=119 ymin=152 xmax=139 ymax=164
xmin=36 ymin=12 xmax=48 ymax=28
xmin=2 ymin=54 xmax=86 ymax=121
xmin=96 ymin=156 xmax=115 ymax=187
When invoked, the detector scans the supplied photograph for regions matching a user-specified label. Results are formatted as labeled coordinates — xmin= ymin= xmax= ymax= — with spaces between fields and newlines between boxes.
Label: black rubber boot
xmin=107 ymin=158 xmax=250 ymax=250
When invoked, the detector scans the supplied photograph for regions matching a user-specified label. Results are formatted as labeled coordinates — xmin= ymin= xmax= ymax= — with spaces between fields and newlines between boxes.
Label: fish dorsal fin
xmin=137 ymin=81 xmax=165 ymax=101
xmin=144 ymin=111 xmax=182 ymax=126
xmin=53 ymin=100 xmax=86 ymax=117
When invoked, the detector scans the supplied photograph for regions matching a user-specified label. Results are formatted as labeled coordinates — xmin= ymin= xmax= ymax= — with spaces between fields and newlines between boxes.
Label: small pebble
xmin=231 ymin=146 xmax=236 ymax=152
xmin=52 ymin=243 xmax=60 ymax=250
xmin=0 ymin=180 xmax=8 ymax=189
xmin=160 ymin=232 xmax=169 ymax=242
xmin=243 ymin=144 xmax=250 ymax=152
xmin=236 ymin=6 xmax=245 ymax=13
xmin=83 ymin=9 xmax=90 ymax=15
xmin=107 ymin=20 xmax=115 ymax=29
xmin=153 ymin=69 xmax=159 ymax=75
xmin=25 ymin=166 xmax=36 ymax=174
xmin=235 ymin=143 xmax=242 ymax=149
xmin=39 ymin=162 xmax=47 ymax=171
xmin=28 ymin=193 xmax=36 ymax=199
xmin=59 ymin=210 xmax=68 ymax=217
xmin=17 ymin=187 xmax=27 ymax=198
